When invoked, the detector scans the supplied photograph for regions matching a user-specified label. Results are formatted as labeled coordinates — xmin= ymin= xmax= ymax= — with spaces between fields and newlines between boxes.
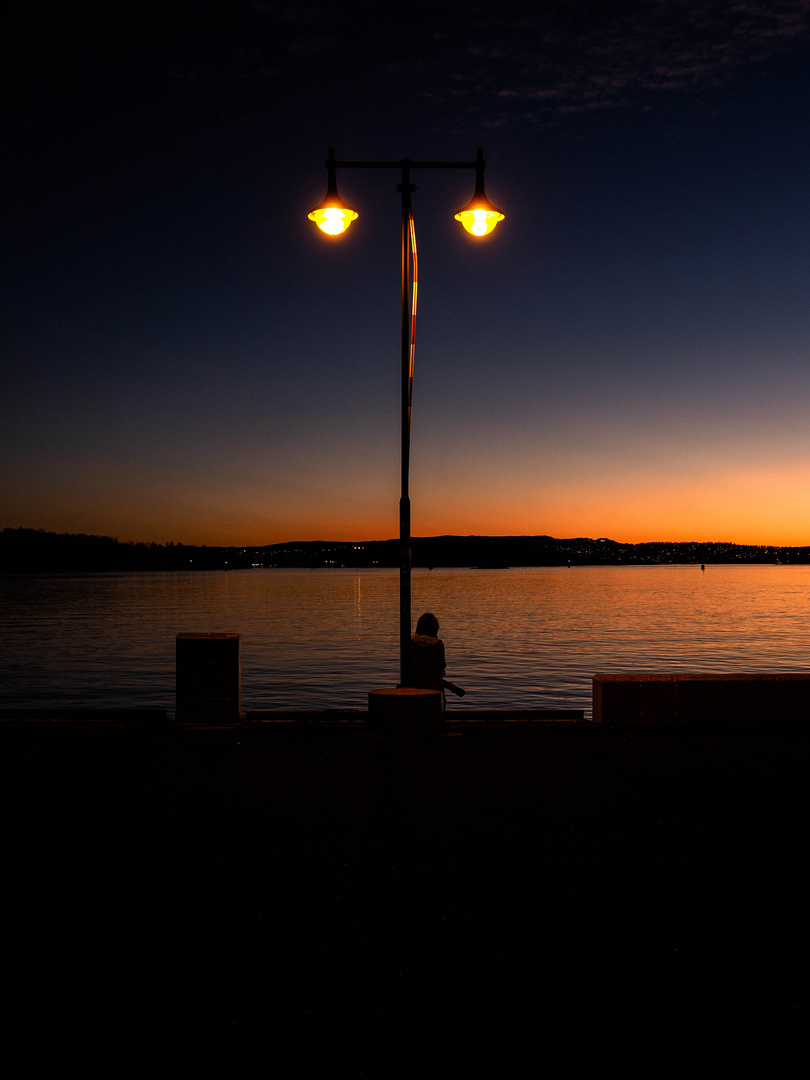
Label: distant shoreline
xmin=2 ymin=528 xmax=808 ymax=573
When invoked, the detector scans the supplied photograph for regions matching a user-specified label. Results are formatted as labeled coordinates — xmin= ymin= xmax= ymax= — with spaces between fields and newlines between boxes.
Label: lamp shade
xmin=454 ymin=191 xmax=505 ymax=236
xmin=308 ymin=176 xmax=358 ymax=236
xmin=454 ymin=155 xmax=504 ymax=236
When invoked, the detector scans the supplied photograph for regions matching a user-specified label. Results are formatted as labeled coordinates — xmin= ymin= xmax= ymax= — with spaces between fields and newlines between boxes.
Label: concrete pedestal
xmin=176 ymin=632 xmax=241 ymax=724
xmin=368 ymin=687 xmax=444 ymax=736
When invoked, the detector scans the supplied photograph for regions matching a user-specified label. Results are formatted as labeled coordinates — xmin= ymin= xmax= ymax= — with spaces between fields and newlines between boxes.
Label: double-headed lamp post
xmin=308 ymin=147 xmax=504 ymax=687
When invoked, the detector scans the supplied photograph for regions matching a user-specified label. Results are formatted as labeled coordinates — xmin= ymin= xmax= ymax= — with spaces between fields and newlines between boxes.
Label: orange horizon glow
xmin=7 ymin=452 xmax=810 ymax=549
xmin=8 ymin=512 xmax=810 ymax=550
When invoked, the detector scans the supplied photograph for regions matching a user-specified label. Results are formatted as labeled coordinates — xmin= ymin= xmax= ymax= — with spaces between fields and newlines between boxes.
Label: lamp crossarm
xmin=332 ymin=158 xmax=481 ymax=170
xmin=326 ymin=147 xmax=486 ymax=174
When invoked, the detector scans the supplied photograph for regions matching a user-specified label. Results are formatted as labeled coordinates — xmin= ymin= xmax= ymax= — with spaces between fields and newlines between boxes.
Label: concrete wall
xmin=593 ymin=672 xmax=810 ymax=725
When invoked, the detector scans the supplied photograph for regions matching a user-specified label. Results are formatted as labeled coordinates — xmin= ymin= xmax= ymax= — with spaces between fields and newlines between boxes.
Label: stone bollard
xmin=368 ymin=687 xmax=444 ymax=736
xmin=176 ymin=632 xmax=241 ymax=725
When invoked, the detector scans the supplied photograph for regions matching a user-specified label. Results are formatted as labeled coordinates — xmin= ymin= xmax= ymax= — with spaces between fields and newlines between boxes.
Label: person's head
xmin=415 ymin=612 xmax=439 ymax=637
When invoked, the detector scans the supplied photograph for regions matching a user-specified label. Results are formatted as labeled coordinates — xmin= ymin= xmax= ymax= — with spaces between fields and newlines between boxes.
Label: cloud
xmin=404 ymin=0 xmax=810 ymax=124
xmin=285 ymin=34 xmax=339 ymax=57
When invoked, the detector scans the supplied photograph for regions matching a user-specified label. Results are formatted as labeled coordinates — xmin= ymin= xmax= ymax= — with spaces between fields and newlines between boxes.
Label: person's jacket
xmin=410 ymin=633 xmax=446 ymax=690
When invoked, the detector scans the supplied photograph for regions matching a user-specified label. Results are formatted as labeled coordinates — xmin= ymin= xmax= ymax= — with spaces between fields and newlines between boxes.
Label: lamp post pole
xmin=398 ymin=164 xmax=415 ymax=686
xmin=308 ymin=149 xmax=504 ymax=688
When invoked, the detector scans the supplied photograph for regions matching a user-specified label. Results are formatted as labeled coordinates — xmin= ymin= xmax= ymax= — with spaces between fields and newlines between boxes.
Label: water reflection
xmin=1 ymin=564 xmax=809 ymax=717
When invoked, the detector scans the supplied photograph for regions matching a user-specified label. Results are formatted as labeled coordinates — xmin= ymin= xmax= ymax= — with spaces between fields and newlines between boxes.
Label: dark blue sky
xmin=4 ymin=1 xmax=810 ymax=544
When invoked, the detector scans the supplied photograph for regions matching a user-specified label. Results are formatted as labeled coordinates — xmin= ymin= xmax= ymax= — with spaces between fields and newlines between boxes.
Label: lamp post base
xmin=368 ymin=687 xmax=444 ymax=736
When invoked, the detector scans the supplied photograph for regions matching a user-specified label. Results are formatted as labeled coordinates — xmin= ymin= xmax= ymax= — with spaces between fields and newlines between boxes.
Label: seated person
xmin=411 ymin=612 xmax=446 ymax=692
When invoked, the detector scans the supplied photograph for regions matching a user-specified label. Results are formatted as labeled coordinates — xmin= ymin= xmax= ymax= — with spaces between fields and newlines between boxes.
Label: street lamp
xmin=308 ymin=147 xmax=504 ymax=687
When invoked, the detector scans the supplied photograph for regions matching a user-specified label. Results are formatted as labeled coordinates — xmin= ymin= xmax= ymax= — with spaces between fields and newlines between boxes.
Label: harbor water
xmin=2 ymin=564 xmax=809 ymax=717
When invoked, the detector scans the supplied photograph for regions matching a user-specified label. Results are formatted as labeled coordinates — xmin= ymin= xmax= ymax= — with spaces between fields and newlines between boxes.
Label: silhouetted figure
xmin=411 ymin=612 xmax=466 ymax=699
xmin=411 ymin=612 xmax=445 ymax=691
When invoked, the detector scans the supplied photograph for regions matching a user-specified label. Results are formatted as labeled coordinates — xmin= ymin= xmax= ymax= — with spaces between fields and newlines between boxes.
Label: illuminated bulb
xmin=308 ymin=205 xmax=358 ymax=236
xmin=456 ymin=208 xmax=498 ymax=236
xmin=470 ymin=211 xmax=489 ymax=236
xmin=454 ymin=199 xmax=504 ymax=237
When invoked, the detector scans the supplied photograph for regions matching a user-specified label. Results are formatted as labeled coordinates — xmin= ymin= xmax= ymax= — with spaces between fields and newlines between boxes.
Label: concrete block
xmin=176 ymin=632 xmax=241 ymax=724
xmin=593 ymin=672 xmax=810 ymax=725
xmin=368 ymin=687 xmax=444 ymax=736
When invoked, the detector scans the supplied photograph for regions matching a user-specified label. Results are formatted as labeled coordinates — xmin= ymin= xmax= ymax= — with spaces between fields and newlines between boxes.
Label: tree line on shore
xmin=2 ymin=527 xmax=808 ymax=572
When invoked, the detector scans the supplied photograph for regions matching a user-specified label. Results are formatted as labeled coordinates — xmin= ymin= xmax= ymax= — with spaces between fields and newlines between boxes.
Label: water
xmin=1 ymin=565 xmax=809 ymax=717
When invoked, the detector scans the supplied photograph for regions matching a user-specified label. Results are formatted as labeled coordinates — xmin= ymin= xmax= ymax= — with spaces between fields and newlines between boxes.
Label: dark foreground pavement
xmin=3 ymin=720 xmax=809 ymax=1077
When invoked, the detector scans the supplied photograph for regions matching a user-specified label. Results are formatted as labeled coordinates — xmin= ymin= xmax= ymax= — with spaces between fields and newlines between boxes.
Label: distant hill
xmin=2 ymin=528 xmax=808 ymax=572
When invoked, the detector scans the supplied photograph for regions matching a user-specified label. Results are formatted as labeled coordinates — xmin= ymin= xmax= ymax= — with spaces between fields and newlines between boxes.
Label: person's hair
xmin=415 ymin=612 xmax=439 ymax=636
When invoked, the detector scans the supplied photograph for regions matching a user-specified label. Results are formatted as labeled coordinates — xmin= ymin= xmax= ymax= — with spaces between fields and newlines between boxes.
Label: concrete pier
xmin=3 ymin=716 xmax=808 ymax=1076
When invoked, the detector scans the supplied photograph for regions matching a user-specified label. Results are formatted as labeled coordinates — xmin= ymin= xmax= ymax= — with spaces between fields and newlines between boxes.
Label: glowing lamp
xmin=308 ymin=197 xmax=358 ymax=236
xmin=454 ymin=157 xmax=504 ymax=236
xmin=454 ymin=194 xmax=505 ymax=236
xmin=308 ymin=153 xmax=358 ymax=235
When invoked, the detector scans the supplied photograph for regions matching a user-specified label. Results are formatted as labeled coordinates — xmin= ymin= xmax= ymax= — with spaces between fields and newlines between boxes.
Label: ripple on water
xmin=2 ymin=564 xmax=809 ymax=717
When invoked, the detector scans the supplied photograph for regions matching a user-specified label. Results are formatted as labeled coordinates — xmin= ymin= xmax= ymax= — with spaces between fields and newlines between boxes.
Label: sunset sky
xmin=4 ymin=1 xmax=810 ymax=546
